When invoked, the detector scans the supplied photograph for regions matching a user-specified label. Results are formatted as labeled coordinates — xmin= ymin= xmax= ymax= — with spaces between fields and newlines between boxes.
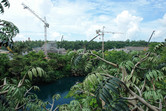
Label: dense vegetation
xmin=1 ymin=41 xmax=166 ymax=111
xmin=0 ymin=0 xmax=166 ymax=111
xmin=10 ymin=40 xmax=159 ymax=54
xmin=63 ymin=43 xmax=166 ymax=111
xmin=57 ymin=40 xmax=149 ymax=50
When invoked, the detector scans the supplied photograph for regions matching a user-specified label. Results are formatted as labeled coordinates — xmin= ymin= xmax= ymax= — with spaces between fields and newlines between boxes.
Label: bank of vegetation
xmin=12 ymin=40 xmax=159 ymax=54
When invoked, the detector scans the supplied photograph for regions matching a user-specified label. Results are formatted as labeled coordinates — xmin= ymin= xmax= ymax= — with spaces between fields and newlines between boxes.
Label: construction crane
xmin=144 ymin=30 xmax=155 ymax=51
xmin=83 ymin=34 xmax=101 ymax=53
xmin=96 ymin=26 xmax=123 ymax=58
xmin=61 ymin=35 xmax=64 ymax=42
xmin=147 ymin=30 xmax=155 ymax=46
xmin=22 ymin=3 xmax=49 ymax=58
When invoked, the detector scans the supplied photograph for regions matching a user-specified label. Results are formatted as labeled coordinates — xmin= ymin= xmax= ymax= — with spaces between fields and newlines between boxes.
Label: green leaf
xmin=149 ymin=71 xmax=153 ymax=79
xmin=28 ymin=71 xmax=32 ymax=80
xmin=132 ymin=76 xmax=136 ymax=83
xmin=13 ymin=88 xmax=18 ymax=96
xmin=33 ymin=86 xmax=40 ymax=91
xmin=146 ymin=74 xmax=150 ymax=81
xmin=102 ymin=86 xmax=113 ymax=101
xmin=126 ymin=74 xmax=132 ymax=81
xmin=32 ymin=68 xmax=37 ymax=77
xmin=105 ymin=83 xmax=118 ymax=94
xmin=152 ymin=70 xmax=157 ymax=79
xmin=99 ymin=93 xmax=110 ymax=104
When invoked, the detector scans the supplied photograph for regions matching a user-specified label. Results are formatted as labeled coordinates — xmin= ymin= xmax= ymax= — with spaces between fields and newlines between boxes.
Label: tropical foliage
xmin=0 ymin=0 xmax=19 ymax=50
xmin=0 ymin=0 xmax=165 ymax=111
xmin=10 ymin=40 xmax=159 ymax=52
xmin=64 ymin=42 xmax=166 ymax=111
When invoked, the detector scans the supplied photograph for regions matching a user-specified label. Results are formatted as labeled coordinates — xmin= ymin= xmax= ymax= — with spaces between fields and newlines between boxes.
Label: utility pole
xmin=96 ymin=26 xmax=123 ymax=58
xmin=22 ymin=3 xmax=49 ymax=58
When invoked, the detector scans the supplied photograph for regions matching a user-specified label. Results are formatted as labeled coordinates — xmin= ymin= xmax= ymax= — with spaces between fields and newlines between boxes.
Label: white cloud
xmin=139 ymin=13 xmax=166 ymax=41
xmin=111 ymin=10 xmax=143 ymax=40
xmin=159 ymin=13 xmax=166 ymax=26
xmin=0 ymin=0 xmax=165 ymax=42
xmin=13 ymin=34 xmax=27 ymax=41
xmin=85 ymin=25 xmax=102 ymax=40
xmin=50 ymin=31 xmax=61 ymax=41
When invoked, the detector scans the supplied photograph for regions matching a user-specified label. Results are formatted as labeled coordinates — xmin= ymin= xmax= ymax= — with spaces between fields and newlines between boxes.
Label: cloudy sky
xmin=1 ymin=0 xmax=166 ymax=42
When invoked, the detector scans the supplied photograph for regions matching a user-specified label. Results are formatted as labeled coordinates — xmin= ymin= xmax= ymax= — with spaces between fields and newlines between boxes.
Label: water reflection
xmin=35 ymin=76 xmax=84 ymax=107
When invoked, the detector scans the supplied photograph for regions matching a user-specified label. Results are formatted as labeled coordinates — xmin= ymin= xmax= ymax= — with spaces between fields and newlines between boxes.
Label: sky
xmin=1 ymin=0 xmax=166 ymax=42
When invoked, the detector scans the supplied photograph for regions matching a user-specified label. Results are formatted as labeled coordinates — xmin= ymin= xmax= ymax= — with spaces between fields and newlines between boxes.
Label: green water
xmin=35 ymin=76 xmax=84 ymax=108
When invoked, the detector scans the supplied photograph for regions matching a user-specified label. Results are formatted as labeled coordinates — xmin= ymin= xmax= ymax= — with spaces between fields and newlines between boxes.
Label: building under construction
xmin=33 ymin=41 xmax=66 ymax=54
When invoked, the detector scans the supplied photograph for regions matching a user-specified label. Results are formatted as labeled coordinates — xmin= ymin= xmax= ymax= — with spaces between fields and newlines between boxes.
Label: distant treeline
xmin=57 ymin=40 xmax=157 ymax=50
xmin=11 ymin=40 xmax=159 ymax=53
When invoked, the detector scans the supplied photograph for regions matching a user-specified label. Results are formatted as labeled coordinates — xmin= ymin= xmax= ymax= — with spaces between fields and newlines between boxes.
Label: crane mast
xmin=96 ymin=26 xmax=123 ymax=58
xmin=22 ymin=3 xmax=49 ymax=58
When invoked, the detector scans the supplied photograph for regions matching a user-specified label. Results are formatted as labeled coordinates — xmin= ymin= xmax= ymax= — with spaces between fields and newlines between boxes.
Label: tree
xmin=65 ymin=42 xmax=166 ymax=111
xmin=0 ymin=0 xmax=19 ymax=51
xmin=0 ymin=54 xmax=9 ymax=78
xmin=0 ymin=1 xmax=47 ymax=110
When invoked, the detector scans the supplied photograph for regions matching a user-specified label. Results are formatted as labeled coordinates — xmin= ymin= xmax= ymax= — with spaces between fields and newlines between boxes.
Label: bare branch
xmin=121 ymin=67 xmax=128 ymax=82
xmin=42 ymin=106 xmax=49 ymax=111
xmin=102 ymin=74 xmax=114 ymax=78
xmin=130 ymin=61 xmax=140 ymax=76
xmin=53 ymin=106 xmax=59 ymax=111
xmin=15 ymin=103 xmax=19 ymax=110
xmin=118 ymin=79 xmax=159 ymax=111
xmin=3 ymin=78 xmax=7 ymax=85
xmin=141 ymin=80 xmax=146 ymax=93
xmin=79 ymin=104 xmax=83 ymax=110
xmin=158 ymin=99 xmax=162 ymax=111
xmin=0 ymin=85 xmax=5 ymax=89
xmin=134 ymin=84 xmax=142 ymax=97
xmin=18 ymin=74 xmax=27 ymax=87
xmin=128 ymin=87 xmax=158 ymax=111
xmin=50 ymin=97 xmax=56 ymax=111
xmin=151 ymin=79 xmax=156 ymax=91
xmin=24 ymin=86 xmax=34 ymax=97
xmin=131 ymin=106 xmax=138 ymax=111
xmin=128 ymin=101 xmax=144 ymax=111
xmin=123 ymin=97 xmax=137 ymax=100
xmin=89 ymin=52 xmax=118 ymax=67
xmin=130 ymin=52 xmax=150 ymax=76
xmin=0 ymin=78 xmax=7 ymax=89
xmin=131 ymin=106 xmax=144 ymax=111
xmin=48 ymin=102 xmax=52 ymax=106
xmin=15 ymin=103 xmax=26 ymax=110
xmin=0 ymin=90 xmax=8 ymax=95
xmin=101 ymin=67 xmax=114 ymax=78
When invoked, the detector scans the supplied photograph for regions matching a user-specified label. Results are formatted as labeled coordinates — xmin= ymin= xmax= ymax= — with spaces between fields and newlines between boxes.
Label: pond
xmin=35 ymin=76 xmax=85 ymax=108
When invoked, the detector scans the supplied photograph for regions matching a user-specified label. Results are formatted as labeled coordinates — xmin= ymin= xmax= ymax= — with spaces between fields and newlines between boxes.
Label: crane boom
xmin=22 ymin=3 xmax=49 ymax=27
xmin=96 ymin=26 xmax=124 ymax=58
xmin=104 ymin=31 xmax=123 ymax=34
xmin=22 ymin=3 xmax=49 ymax=58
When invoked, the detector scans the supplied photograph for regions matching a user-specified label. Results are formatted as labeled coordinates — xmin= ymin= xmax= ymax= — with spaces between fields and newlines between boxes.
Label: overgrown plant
xmin=0 ymin=67 xmax=45 ymax=110
xmin=66 ymin=42 xmax=166 ymax=111
xmin=0 ymin=0 xmax=19 ymax=50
